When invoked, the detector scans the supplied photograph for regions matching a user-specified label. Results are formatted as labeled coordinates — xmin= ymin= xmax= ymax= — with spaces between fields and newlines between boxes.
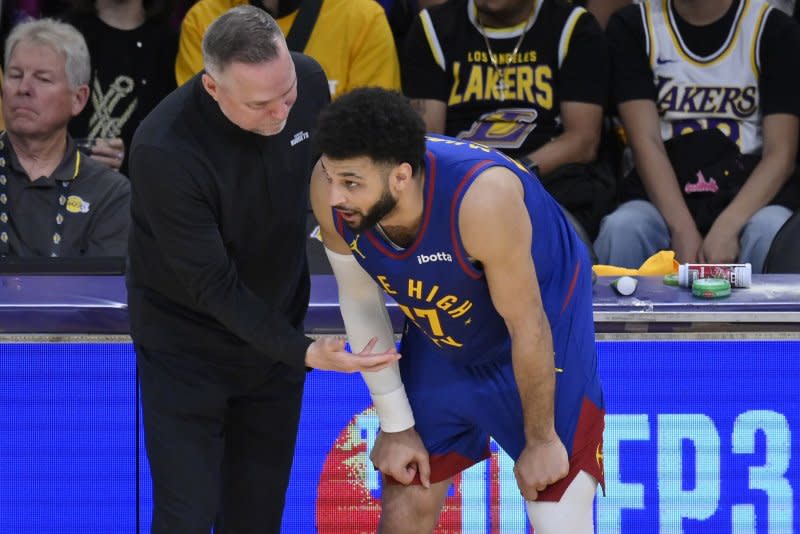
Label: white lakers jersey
xmin=640 ymin=0 xmax=773 ymax=154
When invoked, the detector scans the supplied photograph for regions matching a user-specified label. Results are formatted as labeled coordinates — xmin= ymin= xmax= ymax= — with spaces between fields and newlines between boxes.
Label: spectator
xmin=0 ymin=18 xmax=130 ymax=258
xmin=401 ymin=0 xmax=613 ymax=243
xmin=175 ymin=0 xmax=400 ymax=98
xmin=595 ymin=0 xmax=800 ymax=272
xmin=63 ymin=0 xmax=178 ymax=175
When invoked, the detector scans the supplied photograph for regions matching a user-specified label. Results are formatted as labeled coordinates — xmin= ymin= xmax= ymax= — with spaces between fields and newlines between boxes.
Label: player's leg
xmin=526 ymin=470 xmax=598 ymax=534
xmin=378 ymin=332 xmax=491 ymax=533
xmin=476 ymin=353 xmax=604 ymax=530
xmin=378 ymin=476 xmax=453 ymax=534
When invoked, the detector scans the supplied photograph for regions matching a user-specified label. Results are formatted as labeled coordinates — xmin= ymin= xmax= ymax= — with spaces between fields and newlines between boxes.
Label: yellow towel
xmin=592 ymin=250 xmax=679 ymax=277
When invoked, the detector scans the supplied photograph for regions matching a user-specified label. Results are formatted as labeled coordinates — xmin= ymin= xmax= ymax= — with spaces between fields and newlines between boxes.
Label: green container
xmin=692 ymin=278 xmax=732 ymax=299
xmin=663 ymin=273 xmax=679 ymax=287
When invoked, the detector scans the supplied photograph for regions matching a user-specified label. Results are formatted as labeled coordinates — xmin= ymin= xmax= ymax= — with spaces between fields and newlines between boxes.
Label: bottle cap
xmin=611 ymin=276 xmax=638 ymax=296
xmin=736 ymin=264 xmax=752 ymax=288
xmin=692 ymin=278 xmax=731 ymax=299
xmin=663 ymin=273 xmax=679 ymax=286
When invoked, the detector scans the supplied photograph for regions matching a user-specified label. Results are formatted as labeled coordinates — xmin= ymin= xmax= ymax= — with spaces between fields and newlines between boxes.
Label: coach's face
xmin=202 ymin=40 xmax=297 ymax=136
xmin=321 ymin=155 xmax=401 ymax=234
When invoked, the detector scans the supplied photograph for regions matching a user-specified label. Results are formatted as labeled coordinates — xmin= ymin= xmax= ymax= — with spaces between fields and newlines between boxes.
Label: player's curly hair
xmin=315 ymin=87 xmax=426 ymax=174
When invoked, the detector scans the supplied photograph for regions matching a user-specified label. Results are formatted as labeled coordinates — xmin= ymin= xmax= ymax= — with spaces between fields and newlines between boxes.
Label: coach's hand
xmin=371 ymin=428 xmax=431 ymax=488
xmin=305 ymin=336 xmax=400 ymax=372
xmin=514 ymin=435 xmax=569 ymax=501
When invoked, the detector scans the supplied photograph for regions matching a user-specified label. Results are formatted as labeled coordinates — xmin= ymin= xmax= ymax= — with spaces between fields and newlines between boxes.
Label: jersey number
xmin=671 ymin=118 xmax=741 ymax=145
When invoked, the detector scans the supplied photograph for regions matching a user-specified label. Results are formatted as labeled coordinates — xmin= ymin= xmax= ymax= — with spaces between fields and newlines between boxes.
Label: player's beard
xmin=347 ymin=187 xmax=397 ymax=234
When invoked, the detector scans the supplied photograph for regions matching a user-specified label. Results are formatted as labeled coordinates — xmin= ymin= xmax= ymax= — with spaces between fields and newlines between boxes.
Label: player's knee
xmin=378 ymin=485 xmax=443 ymax=534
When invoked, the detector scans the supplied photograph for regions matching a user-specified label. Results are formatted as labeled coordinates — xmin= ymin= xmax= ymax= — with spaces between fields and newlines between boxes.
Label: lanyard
xmin=0 ymin=132 xmax=81 ymax=257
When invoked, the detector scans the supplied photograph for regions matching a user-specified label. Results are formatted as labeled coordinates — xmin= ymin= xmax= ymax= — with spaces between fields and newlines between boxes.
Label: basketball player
xmin=310 ymin=87 xmax=605 ymax=533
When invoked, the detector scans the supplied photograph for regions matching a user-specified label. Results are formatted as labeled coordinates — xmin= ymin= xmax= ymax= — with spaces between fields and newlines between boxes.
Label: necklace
xmin=477 ymin=14 xmax=531 ymax=102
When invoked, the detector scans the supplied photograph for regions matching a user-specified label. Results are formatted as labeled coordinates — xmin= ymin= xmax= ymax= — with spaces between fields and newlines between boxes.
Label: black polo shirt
xmin=0 ymin=135 xmax=131 ymax=257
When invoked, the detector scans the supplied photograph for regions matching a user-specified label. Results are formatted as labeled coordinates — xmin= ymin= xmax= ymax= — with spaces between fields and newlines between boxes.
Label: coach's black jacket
xmin=126 ymin=53 xmax=329 ymax=371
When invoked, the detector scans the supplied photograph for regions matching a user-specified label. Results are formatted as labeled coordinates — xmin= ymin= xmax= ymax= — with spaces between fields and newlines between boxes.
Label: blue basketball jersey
xmin=335 ymin=135 xmax=591 ymax=366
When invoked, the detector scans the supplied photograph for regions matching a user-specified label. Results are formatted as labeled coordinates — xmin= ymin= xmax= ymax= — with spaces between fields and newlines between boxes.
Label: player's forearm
xmin=326 ymin=248 xmax=415 ymax=432
xmin=509 ymin=315 xmax=557 ymax=443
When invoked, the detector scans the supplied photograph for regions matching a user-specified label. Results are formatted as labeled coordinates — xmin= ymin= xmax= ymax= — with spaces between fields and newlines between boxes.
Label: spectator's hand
xmin=699 ymin=223 xmax=740 ymax=264
xmin=370 ymin=428 xmax=431 ymax=488
xmin=90 ymin=137 xmax=125 ymax=171
xmin=670 ymin=224 xmax=703 ymax=264
xmin=305 ymin=336 xmax=400 ymax=372
xmin=514 ymin=435 xmax=569 ymax=501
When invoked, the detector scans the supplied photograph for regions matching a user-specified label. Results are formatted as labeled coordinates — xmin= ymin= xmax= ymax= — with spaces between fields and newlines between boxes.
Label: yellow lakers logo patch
xmin=65 ymin=195 xmax=90 ymax=214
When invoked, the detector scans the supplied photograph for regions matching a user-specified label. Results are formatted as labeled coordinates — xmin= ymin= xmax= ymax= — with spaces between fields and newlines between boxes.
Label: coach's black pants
xmin=137 ymin=345 xmax=305 ymax=534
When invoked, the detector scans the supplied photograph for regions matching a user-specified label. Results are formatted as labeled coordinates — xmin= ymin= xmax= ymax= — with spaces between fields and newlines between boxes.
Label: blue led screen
xmin=2 ymin=340 xmax=798 ymax=533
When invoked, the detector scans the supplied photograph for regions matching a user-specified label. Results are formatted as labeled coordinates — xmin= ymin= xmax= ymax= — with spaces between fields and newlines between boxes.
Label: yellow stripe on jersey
xmin=558 ymin=7 xmax=587 ymax=68
xmin=420 ymin=9 xmax=446 ymax=71
xmin=663 ymin=0 xmax=749 ymax=67
xmin=750 ymin=3 xmax=771 ymax=78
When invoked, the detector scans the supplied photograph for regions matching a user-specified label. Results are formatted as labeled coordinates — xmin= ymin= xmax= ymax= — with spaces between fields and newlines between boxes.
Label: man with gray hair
xmin=127 ymin=5 xmax=401 ymax=532
xmin=0 ymin=19 xmax=130 ymax=257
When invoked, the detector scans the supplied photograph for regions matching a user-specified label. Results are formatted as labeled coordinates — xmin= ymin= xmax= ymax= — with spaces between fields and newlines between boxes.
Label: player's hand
xmin=370 ymin=427 xmax=431 ymax=488
xmin=304 ymin=336 xmax=400 ymax=372
xmin=89 ymin=137 xmax=125 ymax=170
xmin=514 ymin=435 xmax=569 ymax=501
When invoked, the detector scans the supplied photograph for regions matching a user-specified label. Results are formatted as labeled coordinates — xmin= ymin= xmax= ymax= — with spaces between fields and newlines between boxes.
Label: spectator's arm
xmin=525 ymin=10 xmax=607 ymax=174
xmin=607 ymin=5 xmax=701 ymax=261
xmin=619 ymin=98 xmax=700 ymax=261
xmin=175 ymin=10 xmax=206 ymax=86
xmin=528 ymin=102 xmax=602 ymax=175
xmin=344 ymin=6 xmax=401 ymax=94
xmin=699 ymin=8 xmax=800 ymax=260
xmin=410 ymin=98 xmax=446 ymax=133
xmin=715 ymin=113 xmax=798 ymax=232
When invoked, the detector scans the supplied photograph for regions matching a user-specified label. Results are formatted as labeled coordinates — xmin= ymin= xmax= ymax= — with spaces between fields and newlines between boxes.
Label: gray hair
xmin=4 ymin=18 xmax=90 ymax=88
xmin=202 ymin=5 xmax=285 ymax=77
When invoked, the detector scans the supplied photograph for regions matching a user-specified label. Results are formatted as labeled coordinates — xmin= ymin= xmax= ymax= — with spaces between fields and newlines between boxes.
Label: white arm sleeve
xmin=325 ymin=247 xmax=415 ymax=432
